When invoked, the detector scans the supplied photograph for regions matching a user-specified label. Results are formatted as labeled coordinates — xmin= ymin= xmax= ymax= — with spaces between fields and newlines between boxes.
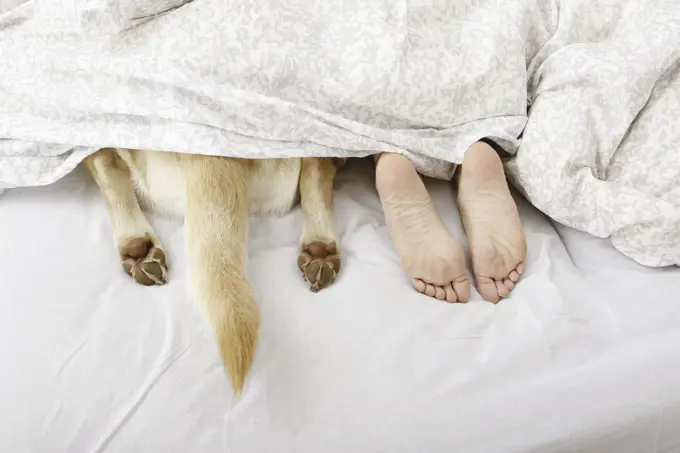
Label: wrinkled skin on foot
xmin=457 ymin=142 xmax=527 ymax=303
xmin=374 ymin=144 xmax=527 ymax=304
xmin=375 ymin=153 xmax=471 ymax=303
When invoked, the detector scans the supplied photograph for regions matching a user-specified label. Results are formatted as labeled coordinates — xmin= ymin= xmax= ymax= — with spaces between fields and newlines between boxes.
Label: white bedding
xmin=2 ymin=159 xmax=680 ymax=453
xmin=2 ymin=0 xmax=680 ymax=266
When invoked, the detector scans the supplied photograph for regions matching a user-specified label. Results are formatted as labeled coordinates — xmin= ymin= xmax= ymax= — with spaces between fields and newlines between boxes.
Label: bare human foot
xmin=375 ymin=153 xmax=470 ymax=303
xmin=457 ymin=141 xmax=527 ymax=303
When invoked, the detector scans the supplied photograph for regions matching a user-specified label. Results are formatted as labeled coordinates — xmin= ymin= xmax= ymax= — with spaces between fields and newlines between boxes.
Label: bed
xmin=2 ymin=158 xmax=679 ymax=453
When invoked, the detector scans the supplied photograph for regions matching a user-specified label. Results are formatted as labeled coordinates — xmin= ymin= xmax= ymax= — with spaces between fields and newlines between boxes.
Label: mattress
xmin=1 ymin=158 xmax=679 ymax=453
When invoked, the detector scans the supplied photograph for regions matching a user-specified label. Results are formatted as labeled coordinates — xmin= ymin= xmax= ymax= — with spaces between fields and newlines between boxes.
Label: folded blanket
xmin=1 ymin=0 xmax=678 ymax=266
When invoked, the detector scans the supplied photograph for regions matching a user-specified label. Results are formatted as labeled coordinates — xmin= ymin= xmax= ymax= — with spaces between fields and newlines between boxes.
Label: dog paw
xmin=120 ymin=235 xmax=168 ymax=286
xmin=297 ymin=241 xmax=341 ymax=292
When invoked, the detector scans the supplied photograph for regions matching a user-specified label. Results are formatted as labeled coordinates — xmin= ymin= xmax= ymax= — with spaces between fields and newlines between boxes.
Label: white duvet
xmin=0 ymin=0 xmax=679 ymax=265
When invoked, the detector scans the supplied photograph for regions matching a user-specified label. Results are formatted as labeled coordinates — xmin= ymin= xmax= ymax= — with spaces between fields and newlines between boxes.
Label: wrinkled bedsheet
xmin=0 ymin=0 xmax=679 ymax=266
xmin=2 ymin=161 xmax=680 ymax=453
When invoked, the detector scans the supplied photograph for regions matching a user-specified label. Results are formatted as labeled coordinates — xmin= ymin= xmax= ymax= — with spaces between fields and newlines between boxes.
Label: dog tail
xmin=182 ymin=155 xmax=258 ymax=394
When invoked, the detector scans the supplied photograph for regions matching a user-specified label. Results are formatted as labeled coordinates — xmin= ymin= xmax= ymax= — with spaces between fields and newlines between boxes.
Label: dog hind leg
xmin=297 ymin=157 xmax=342 ymax=292
xmin=85 ymin=148 xmax=168 ymax=286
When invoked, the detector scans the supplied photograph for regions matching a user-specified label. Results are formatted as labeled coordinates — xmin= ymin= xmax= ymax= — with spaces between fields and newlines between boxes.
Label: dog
xmin=85 ymin=148 xmax=344 ymax=393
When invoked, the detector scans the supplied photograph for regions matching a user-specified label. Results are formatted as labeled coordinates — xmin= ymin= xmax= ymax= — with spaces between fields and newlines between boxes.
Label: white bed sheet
xmin=1 ymin=159 xmax=679 ymax=453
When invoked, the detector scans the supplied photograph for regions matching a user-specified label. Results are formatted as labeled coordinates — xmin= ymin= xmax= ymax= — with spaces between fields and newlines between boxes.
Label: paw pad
xmin=297 ymin=241 xmax=341 ymax=292
xmin=120 ymin=235 xmax=168 ymax=286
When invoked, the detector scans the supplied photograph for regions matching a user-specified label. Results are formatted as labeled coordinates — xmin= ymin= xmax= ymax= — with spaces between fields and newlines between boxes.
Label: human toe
xmin=495 ymin=280 xmax=510 ymax=299
xmin=475 ymin=276 xmax=501 ymax=303
xmin=452 ymin=277 xmax=470 ymax=303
